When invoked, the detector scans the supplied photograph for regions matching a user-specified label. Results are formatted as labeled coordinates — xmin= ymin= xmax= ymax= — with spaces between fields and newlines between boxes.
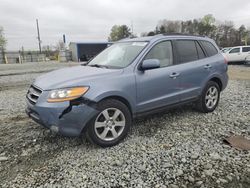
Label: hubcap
xmin=94 ymin=108 xmax=126 ymax=141
xmin=205 ymin=86 xmax=218 ymax=109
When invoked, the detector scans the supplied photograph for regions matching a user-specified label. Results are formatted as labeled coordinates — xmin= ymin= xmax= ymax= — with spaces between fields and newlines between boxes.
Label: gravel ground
xmin=0 ymin=62 xmax=250 ymax=188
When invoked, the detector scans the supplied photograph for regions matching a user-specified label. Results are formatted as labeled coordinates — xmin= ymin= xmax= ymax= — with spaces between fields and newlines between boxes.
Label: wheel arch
xmin=209 ymin=77 xmax=223 ymax=91
xmin=98 ymin=95 xmax=134 ymax=116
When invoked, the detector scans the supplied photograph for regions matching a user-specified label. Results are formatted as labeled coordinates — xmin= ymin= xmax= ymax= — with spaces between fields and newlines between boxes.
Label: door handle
xmin=204 ymin=64 xmax=212 ymax=69
xmin=169 ymin=72 xmax=180 ymax=78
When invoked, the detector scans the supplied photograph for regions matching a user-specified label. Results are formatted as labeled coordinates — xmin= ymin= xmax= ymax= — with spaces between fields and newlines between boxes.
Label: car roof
xmin=230 ymin=46 xmax=250 ymax=48
xmin=119 ymin=34 xmax=210 ymax=43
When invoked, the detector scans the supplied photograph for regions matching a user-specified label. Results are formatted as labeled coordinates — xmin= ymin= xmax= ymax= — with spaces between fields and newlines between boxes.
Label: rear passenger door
xmin=242 ymin=46 xmax=250 ymax=60
xmin=173 ymin=40 xmax=214 ymax=101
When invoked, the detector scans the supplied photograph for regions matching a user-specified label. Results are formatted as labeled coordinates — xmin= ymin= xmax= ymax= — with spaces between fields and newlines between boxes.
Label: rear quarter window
xmin=200 ymin=41 xmax=218 ymax=57
xmin=242 ymin=47 xmax=250 ymax=52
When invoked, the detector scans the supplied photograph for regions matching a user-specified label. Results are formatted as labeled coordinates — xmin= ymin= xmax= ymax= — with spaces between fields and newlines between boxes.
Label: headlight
xmin=47 ymin=87 xmax=89 ymax=103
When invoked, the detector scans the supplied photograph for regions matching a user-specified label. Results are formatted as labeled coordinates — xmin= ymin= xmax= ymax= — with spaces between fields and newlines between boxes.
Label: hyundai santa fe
xmin=26 ymin=34 xmax=228 ymax=147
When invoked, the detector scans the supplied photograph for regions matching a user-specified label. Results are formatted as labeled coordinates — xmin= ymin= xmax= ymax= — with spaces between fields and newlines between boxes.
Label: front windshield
xmin=88 ymin=42 xmax=148 ymax=68
xmin=221 ymin=48 xmax=231 ymax=53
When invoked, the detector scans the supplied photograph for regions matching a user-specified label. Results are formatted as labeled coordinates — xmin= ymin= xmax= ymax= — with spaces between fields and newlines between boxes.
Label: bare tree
xmin=157 ymin=20 xmax=182 ymax=34
xmin=0 ymin=26 xmax=7 ymax=63
xmin=56 ymin=40 xmax=65 ymax=51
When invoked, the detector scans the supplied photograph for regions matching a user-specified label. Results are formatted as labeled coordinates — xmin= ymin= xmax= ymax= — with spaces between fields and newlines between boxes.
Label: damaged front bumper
xmin=25 ymin=90 xmax=98 ymax=137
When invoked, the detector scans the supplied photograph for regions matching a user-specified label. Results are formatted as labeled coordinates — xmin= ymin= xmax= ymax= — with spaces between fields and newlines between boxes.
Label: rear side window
xmin=144 ymin=41 xmax=173 ymax=67
xmin=242 ymin=47 xmax=250 ymax=52
xmin=229 ymin=48 xmax=240 ymax=53
xmin=175 ymin=40 xmax=198 ymax=63
xmin=200 ymin=41 xmax=218 ymax=57
xmin=195 ymin=41 xmax=206 ymax=59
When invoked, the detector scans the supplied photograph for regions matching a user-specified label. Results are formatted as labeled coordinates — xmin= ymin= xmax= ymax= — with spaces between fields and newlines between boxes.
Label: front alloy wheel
xmin=86 ymin=99 xmax=131 ymax=147
xmin=94 ymin=108 xmax=126 ymax=141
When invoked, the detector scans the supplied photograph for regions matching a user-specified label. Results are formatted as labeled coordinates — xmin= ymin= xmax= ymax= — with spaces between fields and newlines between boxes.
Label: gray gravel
xmin=0 ymin=62 xmax=250 ymax=188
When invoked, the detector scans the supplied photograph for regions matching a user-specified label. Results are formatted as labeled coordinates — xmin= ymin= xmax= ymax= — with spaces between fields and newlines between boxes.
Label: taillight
xmin=224 ymin=57 xmax=228 ymax=64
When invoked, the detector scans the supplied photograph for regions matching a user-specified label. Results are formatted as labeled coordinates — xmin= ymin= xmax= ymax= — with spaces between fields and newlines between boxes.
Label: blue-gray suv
xmin=26 ymin=34 xmax=228 ymax=147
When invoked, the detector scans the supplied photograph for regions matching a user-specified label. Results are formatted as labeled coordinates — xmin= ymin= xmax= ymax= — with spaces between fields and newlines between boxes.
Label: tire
xmin=85 ymin=99 xmax=132 ymax=147
xmin=196 ymin=81 xmax=220 ymax=113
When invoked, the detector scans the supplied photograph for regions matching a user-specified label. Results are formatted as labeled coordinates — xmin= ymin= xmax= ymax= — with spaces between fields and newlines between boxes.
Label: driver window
xmin=144 ymin=41 xmax=173 ymax=67
xmin=229 ymin=48 xmax=240 ymax=54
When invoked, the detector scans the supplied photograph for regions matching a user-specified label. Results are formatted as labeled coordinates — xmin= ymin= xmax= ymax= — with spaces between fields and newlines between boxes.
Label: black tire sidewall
xmin=86 ymin=99 xmax=132 ymax=147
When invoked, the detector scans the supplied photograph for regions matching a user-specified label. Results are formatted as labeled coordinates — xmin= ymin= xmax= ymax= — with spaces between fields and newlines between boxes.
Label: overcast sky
xmin=1 ymin=0 xmax=250 ymax=50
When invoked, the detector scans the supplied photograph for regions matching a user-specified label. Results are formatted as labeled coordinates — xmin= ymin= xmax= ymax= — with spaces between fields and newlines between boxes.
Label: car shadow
xmin=228 ymin=61 xmax=249 ymax=66
xmin=132 ymin=104 xmax=196 ymax=137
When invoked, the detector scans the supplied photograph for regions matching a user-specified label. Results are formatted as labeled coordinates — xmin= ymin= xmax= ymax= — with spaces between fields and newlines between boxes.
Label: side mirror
xmin=140 ymin=59 xmax=160 ymax=70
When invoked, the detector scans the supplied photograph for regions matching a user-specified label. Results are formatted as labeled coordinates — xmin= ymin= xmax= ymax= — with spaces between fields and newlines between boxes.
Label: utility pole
xmin=36 ymin=19 xmax=42 ymax=53
xmin=63 ymin=34 xmax=66 ymax=50
xmin=131 ymin=20 xmax=134 ymax=36
xmin=21 ymin=46 xmax=25 ymax=63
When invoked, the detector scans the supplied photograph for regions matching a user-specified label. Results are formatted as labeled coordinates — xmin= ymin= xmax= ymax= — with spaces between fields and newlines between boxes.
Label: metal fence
xmin=0 ymin=51 xmax=46 ymax=64
xmin=21 ymin=53 xmax=46 ymax=62
xmin=58 ymin=50 xmax=72 ymax=62
xmin=0 ymin=50 xmax=73 ymax=64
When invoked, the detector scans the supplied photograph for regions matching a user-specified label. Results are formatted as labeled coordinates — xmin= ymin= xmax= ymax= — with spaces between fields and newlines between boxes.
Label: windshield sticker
xmin=132 ymin=42 xmax=147 ymax=46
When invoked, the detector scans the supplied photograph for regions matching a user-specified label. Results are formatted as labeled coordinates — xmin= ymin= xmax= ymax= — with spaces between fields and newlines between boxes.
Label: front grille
xmin=26 ymin=85 xmax=42 ymax=105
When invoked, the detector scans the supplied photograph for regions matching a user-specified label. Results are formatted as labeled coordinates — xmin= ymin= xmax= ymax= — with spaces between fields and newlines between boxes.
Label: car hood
xmin=34 ymin=65 xmax=123 ymax=90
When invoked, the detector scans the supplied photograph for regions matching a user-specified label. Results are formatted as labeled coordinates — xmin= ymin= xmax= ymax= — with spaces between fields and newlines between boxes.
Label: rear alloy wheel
xmin=196 ymin=81 xmax=220 ymax=113
xmin=86 ymin=99 xmax=131 ymax=147
xmin=205 ymin=86 xmax=219 ymax=109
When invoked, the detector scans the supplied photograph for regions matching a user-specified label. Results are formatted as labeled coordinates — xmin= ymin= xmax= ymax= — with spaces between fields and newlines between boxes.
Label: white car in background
xmin=246 ymin=55 xmax=250 ymax=63
xmin=222 ymin=46 xmax=250 ymax=63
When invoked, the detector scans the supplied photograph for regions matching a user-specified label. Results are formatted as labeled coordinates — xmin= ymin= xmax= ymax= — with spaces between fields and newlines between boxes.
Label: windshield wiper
xmin=88 ymin=64 xmax=109 ymax=68
xmin=80 ymin=62 xmax=88 ymax=66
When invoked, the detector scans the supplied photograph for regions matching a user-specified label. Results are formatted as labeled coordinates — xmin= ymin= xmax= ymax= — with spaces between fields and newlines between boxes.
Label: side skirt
xmin=134 ymin=97 xmax=199 ymax=118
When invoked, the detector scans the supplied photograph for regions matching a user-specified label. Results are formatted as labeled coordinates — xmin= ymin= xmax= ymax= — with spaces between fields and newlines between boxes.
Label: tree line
xmin=1 ymin=14 xmax=249 ymax=56
xmin=109 ymin=14 xmax=250 ymax=48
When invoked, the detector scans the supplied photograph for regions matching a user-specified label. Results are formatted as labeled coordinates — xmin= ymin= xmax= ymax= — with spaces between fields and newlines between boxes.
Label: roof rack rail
xmin=158 ymin=33 xmax=207 ymax=37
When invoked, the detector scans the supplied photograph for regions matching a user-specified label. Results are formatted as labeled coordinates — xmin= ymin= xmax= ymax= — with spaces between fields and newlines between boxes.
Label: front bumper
xmin=25 ymin=96 xmax=98 ymax=137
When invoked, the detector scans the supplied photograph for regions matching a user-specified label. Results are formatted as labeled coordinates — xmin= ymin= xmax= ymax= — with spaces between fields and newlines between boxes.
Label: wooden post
xmin=19 ymin=55 xmax=22 ymax=64
xmin=4 ymin=55 xmax=8 ymax=64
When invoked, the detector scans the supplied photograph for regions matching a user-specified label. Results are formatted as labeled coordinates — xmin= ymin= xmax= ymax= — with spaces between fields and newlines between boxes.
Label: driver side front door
xmin=226 ymin=47 xmax=241 ymax=62
xmin=135 ymin=41 xmax=182 ymax=113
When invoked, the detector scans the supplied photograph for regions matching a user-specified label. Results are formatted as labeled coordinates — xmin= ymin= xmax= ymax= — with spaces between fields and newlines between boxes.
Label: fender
xmin=200 ymin=73 xmax=224 ymax=94
xmin=92 ymin=90 xmax=136 ymax=114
